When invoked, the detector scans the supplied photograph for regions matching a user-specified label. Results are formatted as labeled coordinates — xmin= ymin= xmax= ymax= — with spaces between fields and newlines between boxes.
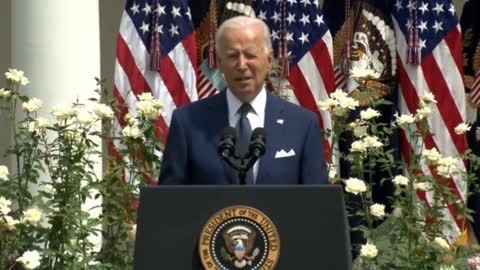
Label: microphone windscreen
xmin=251 ymin=127 xmax=266 ymax=140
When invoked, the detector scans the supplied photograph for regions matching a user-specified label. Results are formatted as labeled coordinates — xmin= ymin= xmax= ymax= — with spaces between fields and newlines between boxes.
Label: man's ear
xmin=267 ymin=50 xmax=274 ymax=71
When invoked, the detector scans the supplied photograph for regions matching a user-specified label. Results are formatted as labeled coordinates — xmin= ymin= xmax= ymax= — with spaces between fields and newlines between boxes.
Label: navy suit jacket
xmin=158 ymin=90 xmax=328 ymax=185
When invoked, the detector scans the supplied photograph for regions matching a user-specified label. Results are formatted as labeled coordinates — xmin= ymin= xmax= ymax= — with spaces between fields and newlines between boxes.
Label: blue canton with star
xmin=254 ymin=0 xmax=328 ymax=68
xmin=392 ymin=0 xmax=458 ymax=59
xmin=125 ymin=0 xmax=194 ymax=56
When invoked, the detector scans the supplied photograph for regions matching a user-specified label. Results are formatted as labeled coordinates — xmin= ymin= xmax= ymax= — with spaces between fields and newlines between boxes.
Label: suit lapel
xmin=205 ymin=91 xmax=239 ymax=184
xmin=257 ymin=92 xmax=285 ymax=184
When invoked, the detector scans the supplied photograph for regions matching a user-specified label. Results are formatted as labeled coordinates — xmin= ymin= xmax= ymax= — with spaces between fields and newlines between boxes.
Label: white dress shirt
xmin=226 ymin=88 xmax=266 ymax=183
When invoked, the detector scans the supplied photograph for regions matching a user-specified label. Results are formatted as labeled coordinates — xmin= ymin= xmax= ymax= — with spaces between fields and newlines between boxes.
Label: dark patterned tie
xmin=236 ymin=103 xmax=254 ymax=184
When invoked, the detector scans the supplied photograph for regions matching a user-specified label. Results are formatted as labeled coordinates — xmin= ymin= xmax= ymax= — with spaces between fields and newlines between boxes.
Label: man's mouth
xmin=236 ymin=77 xmax=251 ymax=82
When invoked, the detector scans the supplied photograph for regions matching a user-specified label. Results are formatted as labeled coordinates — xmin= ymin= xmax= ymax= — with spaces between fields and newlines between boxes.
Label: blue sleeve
xmin=157 ymin=109 xmax=190 ymax=185
xmin=300 ymin=115 xmax=328 ymax=184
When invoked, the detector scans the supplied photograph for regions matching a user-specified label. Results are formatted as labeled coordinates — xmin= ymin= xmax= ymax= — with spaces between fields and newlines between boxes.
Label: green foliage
xmin=321 ymin=89 xmax=480 ymax=269
xmin=0 ymin=70 xmax=163 ymax=269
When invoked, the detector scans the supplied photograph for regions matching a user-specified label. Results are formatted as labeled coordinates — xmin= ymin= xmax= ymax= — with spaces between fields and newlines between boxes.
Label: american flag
xmin=470 ymin=70 xmax=480 ymax=105
xmin=114 ymin=0 xmax=197 ymax=143
xmin=392 ymin=0 xmax=467 ymax=241
xmin=254 ymin=0 xmax=336 ymax=157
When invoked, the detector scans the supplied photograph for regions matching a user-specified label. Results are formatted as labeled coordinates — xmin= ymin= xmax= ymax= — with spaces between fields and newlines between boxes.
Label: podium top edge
xmin=141 ymin=185 xmax=342 ymax=191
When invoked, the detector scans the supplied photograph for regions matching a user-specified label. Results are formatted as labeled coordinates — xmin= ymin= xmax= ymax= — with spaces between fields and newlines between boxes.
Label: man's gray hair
xmin=215 ymin=16 xmax=273 ymax=54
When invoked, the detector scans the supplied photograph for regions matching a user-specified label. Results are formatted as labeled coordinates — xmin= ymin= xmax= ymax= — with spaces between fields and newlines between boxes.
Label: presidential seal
xmin=199 ymin=206 xmax=280 ymax=270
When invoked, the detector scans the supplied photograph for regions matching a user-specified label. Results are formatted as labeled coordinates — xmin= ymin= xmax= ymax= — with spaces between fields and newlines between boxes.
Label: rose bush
xmin=0 ymin=69 xmax=162 ymax=269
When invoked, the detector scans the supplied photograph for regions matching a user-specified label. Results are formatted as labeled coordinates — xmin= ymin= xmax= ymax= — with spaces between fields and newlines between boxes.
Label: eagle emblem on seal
xmin=333 ymin=2 xmax=396 ymax=106
xmin=222 ymin=225 xmax=260 ymax=268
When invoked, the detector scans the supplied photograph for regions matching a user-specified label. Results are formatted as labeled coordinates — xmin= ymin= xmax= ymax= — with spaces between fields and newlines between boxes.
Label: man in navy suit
xmin=158 ymin=16 xmax=328 ymax=185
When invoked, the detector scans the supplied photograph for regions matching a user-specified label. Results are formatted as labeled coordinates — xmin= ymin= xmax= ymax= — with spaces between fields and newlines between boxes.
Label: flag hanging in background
xmin=114 ymin=0 xmax=198 ymax=143
xmin=254 ymin=0 xmax=336 ymax=157
xmin=188 ymin=0 xmax=223 ymax=99
xmin=392 ymin=0 xmax=467 ymax=242
xmin=189 ymin=0 xmax=257 ymax=99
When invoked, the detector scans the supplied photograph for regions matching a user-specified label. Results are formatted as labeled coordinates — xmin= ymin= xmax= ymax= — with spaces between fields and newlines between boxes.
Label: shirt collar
xmin=226 ymin=88 xmax=267 ymax=118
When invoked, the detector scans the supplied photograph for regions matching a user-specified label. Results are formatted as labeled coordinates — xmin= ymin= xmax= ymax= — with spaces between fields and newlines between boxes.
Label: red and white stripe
xmin=114 ymin=11 xmax=197 ymax=142
xmin=393 ymin=18 xmax=467 ymax=241
xmin=197 ymin=69 xmax=219 ymax=99
xmin=334 ymin=65 xmax=347 ymax=91
xmin=470 ymin=70 xmax=480 ymax=105
xmin=288 ymin=31 xmax=336 ymax=158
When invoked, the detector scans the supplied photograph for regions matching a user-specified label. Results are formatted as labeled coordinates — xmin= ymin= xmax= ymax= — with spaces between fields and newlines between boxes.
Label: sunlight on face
xmin=217 ymin=23 xmax=273 ymax=103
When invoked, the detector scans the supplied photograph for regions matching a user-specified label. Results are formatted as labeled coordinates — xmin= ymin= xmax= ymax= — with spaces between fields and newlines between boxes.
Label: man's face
xmin=217 ymin=24 xmax=273 ymax=102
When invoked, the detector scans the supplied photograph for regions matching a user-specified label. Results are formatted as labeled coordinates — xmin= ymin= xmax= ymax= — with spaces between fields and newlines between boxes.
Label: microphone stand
xmin=218 ymin=127 xmax=266 ymax=185
xmin=221 ymin=153 xmax=260 ymax=185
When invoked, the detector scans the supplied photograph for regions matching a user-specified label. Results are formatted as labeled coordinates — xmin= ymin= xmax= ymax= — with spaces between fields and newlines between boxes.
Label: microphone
xmin=249 ymin=128 xmax=266 ymax=157
xmin=218 ymin=127 xmax=236 ymax=158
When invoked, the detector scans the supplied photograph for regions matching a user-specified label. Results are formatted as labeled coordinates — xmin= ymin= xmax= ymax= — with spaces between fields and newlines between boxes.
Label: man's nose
xmin=237 ymin=55 xmax=248 ymax=70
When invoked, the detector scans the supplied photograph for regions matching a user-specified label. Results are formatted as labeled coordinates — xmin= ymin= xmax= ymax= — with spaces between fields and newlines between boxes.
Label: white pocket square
xmin=274 ymin=149 xmax=295 ymax=158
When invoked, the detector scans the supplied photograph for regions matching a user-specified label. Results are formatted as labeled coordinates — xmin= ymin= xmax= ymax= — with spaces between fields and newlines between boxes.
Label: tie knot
xmin=239 ymin=103 xmax=251 ymax=116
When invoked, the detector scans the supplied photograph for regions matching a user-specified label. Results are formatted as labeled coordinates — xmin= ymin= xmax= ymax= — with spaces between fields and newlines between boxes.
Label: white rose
xmin=0 ymin=165 xmax=9 ymax=181
xmin=423 ymin=148 xmax=441 ymax=164
xmin=23 ymin=208 xmax=43 ymax=227
xmin=396 ymin=114 xmax=416 ymax=125
xmin=93 ymin=103 xmax=114 ymax=119
xmin=152 ymin=99 xmax=164 ymax=110
xmin=35 ymin=117 xmax=51 ymax=130
xmin=137 ymin=100 xmax=161 ymax=120
xmin=363 ymin=136 xmax=383 ymax=148
xmin=351 ymin=140 xmax=367 ymax=153
xmin=438 ymin=156 xmax=459 ymax=167
xmin=369 ymin=203 xmax=385 ymax=219
xmin=360 ymin=108 xmax=380 ymax=120
xmin=421 ymin=92 xmax=437 ymax=104
xmin=392 ymin=175 xmax=409 ymax=186
xmin=75 ymin=111 xmax=97 ymax=126
xmin=360 ymin=243 xmax=378 ymax=258
xmin=416 ymin=106 xmax=432 ymax=120
xmin=124 ymin=113 xmax=137 ymax=126
xmin=22 ymin=98 xmax=43 ymax=113
xmin=318 ymin=98 xmax=338 ymax=111
xmin=338 ymin=96 xmax=359 ymax=110
xmin=330 ymin=89 xmax=348 ymax=100
xmin=414 ymin=181 xmax=431 ymax=191
xmin=0 ymin=197 xmax=12 ymax=215
xmin=51 ymin=104 xmax=77 ymax=120
xmin=454 ymin=123 xmax=471 ymax=135
xmin=350 ymin=67 xmax=381 ymax=79
xmin=436 ymin=157 xmax=459 ymax=177
xmin=24 ymin=122 xmax=36 ymax=133
xmin=16 ymin=250 xmax=41 ymax=269
xmin=353 ymin=125 xmax=368 ymax=138
xmin=0 ymin=88 xmax=11 ymax=98
xmin=345 ymin=178 xmax=367 ymax=195
xmin=5 ymin=68 xmax=29 ymax=86
xmin=122 ymin=125 xmax=143 ymax=139
xmin=139 ymin=92 xmax=154 ymax=101
xmin=43 ymin=184 xmax=56 ymax=195
xmin=2 ymin=215 xmax=20 ymax=231
xmin=434 ymin=237 xmax=450 ymax=250
xmin=436 ymin=165 xmax=454 ymax=178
